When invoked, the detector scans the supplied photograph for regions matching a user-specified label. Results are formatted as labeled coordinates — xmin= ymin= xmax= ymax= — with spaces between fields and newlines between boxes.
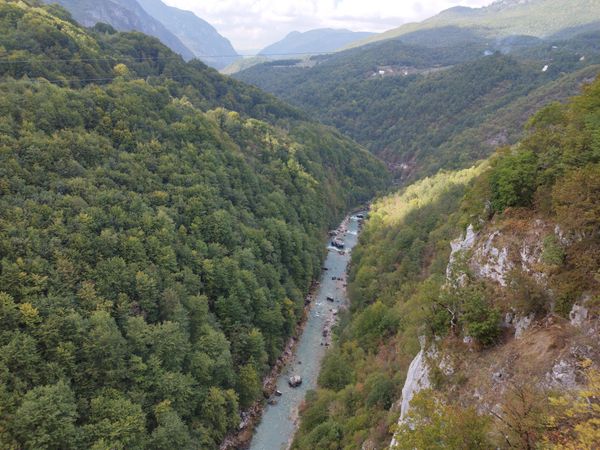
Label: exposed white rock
xmin=447 ymin=224 xmax=477 ymax=281
xmin=438 ymin=355 xmax=454 ymax=376
xmin=514 ymin=314 xmax=534 ymax=339
xmin=546 ymin=359 xmax=578 ymax=390
xmin=569 ymin=303 xmax=589 ymax=327
xmin=471 ymin=231 xmax=513 ymax=286
xmin=519 ymin=243 xmax=542 ymax=274
xmin=389 ymin=342 xmax=431 ymax=448
xmin=400 ymin=350 xmax=431 ymax=420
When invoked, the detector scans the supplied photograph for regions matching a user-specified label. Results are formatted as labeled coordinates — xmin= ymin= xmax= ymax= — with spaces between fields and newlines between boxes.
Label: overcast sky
xmin=162 ymin=0 xmax=495 ymax=52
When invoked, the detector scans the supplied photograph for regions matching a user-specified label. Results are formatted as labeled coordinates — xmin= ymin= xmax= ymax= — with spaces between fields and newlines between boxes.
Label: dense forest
xmin=292 ymin=76 xmax=600 ymax=449
xmin=236 ymin=32 xmax=600 ymax=181
xmin=0 ymin=1 xmax=389 ymax=448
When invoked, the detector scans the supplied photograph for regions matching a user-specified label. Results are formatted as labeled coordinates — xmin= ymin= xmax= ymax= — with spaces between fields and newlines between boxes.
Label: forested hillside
xmin=350 ymin=0 xmax=600 ymax=49
xmin=0 ymin=1 xmax=388 ymax=448
xmin=41 ymin=0 xmax=196 ymax=61
xmin=236 ymin=31 xmax=600 ymax=181
xmin=292 ymin=76 xmax=600 ymax=449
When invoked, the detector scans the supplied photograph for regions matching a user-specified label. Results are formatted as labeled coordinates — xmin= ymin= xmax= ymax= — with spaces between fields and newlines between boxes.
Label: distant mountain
xmin=259 ymin=29 xmax=374 ymax=57
xmin=44 ymin=0 xmax=195 ymax=60
xmin=221 ymin=56 xmax=271 ymax=75
xmin=349 ymin=0 xmax=600 ymax=49
xmin=136 ymin=0 xmax=239 ymax=69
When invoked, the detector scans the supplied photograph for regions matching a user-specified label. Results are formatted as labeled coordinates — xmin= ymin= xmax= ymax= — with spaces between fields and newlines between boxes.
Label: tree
xmin=201 ymin=387 xmax=239 ymax=443
xmin=490 ymin=383 xmax=548 ymax=449
xmin=490 ymin=149 xmax=538 ymax=212
xmin=552 ymin=165 xmax=600 ymax=238
xmin=393 ymin=390 xmax=491 ymax=450
xmin=318 ymin=349 xmax=354 ymax=391
xmin=13 ymin=381 xmax=78 ymax=450
xmin=81 ymin=311 xmax=127 ymax=389
xmin=544 ymin=362 xmax=600 ymax=449
xmin=84 ymin=390 xmax=146 ymax=449
xmin=461 ymin=287 xmax=501 ymax=347
xmin=237 ymin=363 xmax=261 ymax=409
xmin=149 ymin=400 xmax=192 ymax=450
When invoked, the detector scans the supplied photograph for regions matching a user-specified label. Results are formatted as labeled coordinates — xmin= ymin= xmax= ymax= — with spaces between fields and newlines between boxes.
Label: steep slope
xmin=259 ymin=29 xmax=374 ymax=57
xmin=351 ymin=0 xmax=600 ymax=49
xmin=237 ymin=32 xmax=600 ymax=181
xmin=136 ymin=0 xmax=239 ymax=69
xmin=43 ymin=0 xmax=195 ymax=60
xmin=293 ymin=77 xmax=600 ymax=450
xmin=0 ymin=2 xmax=389 ymax=449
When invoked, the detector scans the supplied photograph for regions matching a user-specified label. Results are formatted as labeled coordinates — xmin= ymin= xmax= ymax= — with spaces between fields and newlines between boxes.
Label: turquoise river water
xmin=249 ymin=214 xmax=362 ymax=450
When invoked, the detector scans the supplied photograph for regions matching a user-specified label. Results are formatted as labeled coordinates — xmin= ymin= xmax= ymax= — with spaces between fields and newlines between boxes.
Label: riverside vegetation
xmin=291 ymin=75 xmax=600 ymax=450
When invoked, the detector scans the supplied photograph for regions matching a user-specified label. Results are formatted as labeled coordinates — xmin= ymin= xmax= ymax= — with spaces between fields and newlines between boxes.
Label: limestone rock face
xmin=471 ymin=231 xmax=513 ymax=286
xmin=389 ymin=340 xmax=431 ymax=448
xmin=514 ymin=314 xmax=535 ymax=339
xmin=569 ymin=303 xmax=589 ymax=327
xmin=447 ymin=224 xmax=477 ymax=281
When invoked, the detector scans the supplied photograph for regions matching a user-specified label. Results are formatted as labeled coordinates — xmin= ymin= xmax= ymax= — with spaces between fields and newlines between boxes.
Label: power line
xmin=0 ymin=74 xmax=204 ymax=85
xmin=0 ymin=51 xmax=334 ymax=65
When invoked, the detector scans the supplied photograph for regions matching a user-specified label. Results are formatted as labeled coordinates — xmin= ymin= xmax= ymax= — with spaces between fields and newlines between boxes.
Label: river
xmin=248 ymin=213 xmax=363 ymax=450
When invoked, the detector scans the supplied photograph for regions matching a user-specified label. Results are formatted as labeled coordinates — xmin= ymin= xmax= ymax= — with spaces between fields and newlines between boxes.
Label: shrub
xmin=490 ymin=150 xmax=538 ymax=212
xmin=461 ymin=287 xmax=501 ymax=347
xmin=541 ymin=234 xmax=565 ymax=267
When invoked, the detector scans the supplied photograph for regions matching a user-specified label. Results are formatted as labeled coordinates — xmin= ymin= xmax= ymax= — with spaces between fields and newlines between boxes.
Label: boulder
xmin=288 ymin=375 xmax=302 ymax=388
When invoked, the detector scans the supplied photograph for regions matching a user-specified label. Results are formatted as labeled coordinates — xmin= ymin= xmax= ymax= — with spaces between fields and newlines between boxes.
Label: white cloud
xmin=163 ymin=0 xmax=494 ymax=52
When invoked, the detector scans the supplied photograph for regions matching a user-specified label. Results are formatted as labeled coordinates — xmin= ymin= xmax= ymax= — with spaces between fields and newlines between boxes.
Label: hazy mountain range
xmin=348 ymin=0 xmax=600 ymax=49
xmin=44 ymin=0 xmax=239 ymax=69
xmin=259 ymin=28 xmax=374 ymax=57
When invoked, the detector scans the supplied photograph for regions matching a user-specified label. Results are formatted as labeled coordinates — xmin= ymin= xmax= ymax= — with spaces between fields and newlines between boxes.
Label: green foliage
xmin=298 ymin=75 xmax=600 ymax=449
xmin=293 ymin=167 xmax=482 ymax=448
xmin=84 ymin=390 xmax=147 ymax=449
xmin=349 ymin=301 xmax=400 ymax=351
xmin=318 ymin=350 xmax=355 ymax=391
xmin=236 ymin=364 xmax=261 ymax=409
xmin=237 ymin=32 xmax=600 ymax=181
xmin=364 ymin=373 xmax=395 ymax=409
xmin=541 ymin=234 xmax=566 ymax=266
xmin=149 ymin=401 xmax=192 ymax=450
xmin=552 ymin=164 xmax=600 ymax=237
xmin=460 ymin=287 xmax=501 ymax=347
xmin=393 ymin=390 xmax=492 ymax=450
xmin=490 ymin=149 xmax=538 ymax=212
xmin=12 ymin=381 xmax=79 ymax=450
xmin=0 ymin=2 xmax=389 ymax=448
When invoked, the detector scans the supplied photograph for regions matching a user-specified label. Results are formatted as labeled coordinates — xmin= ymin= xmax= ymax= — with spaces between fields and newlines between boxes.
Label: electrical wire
xmin=0 ymin=51 xmax=334 ymax=65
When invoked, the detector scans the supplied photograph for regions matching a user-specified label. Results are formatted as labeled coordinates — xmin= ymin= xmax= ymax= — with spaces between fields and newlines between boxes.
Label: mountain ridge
xmin=136 ymin=0 xmax=239 ymax=69
xmin=42 ymin=0 xmax=196 ymax=60
xmin=348 ymin=0 xmax=600 ymax=49
xmin=259 ymin=28 xmax=374 ymax=57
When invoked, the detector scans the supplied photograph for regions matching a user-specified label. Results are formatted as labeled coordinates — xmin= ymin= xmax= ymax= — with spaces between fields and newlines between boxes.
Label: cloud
xmin=163 ymin=0 xmax=494 ymax=51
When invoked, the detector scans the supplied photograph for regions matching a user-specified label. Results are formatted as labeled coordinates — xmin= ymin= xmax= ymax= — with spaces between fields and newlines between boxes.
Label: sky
xmin=163 ymin=0 xmax=495 ymax=53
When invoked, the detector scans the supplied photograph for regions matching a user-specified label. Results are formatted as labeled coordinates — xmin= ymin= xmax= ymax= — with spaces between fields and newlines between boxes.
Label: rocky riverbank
xmin=220 ymin=213 xmax=362 ymax=450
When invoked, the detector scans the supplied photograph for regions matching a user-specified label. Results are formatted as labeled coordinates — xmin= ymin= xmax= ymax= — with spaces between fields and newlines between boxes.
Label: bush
xmin=490 ymin=149 xmax=538 ymax=212
xmin=541 ymin=235 xmax=565 ymax=267
xmin=460 ymin=287 xmax=501 ymax=347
